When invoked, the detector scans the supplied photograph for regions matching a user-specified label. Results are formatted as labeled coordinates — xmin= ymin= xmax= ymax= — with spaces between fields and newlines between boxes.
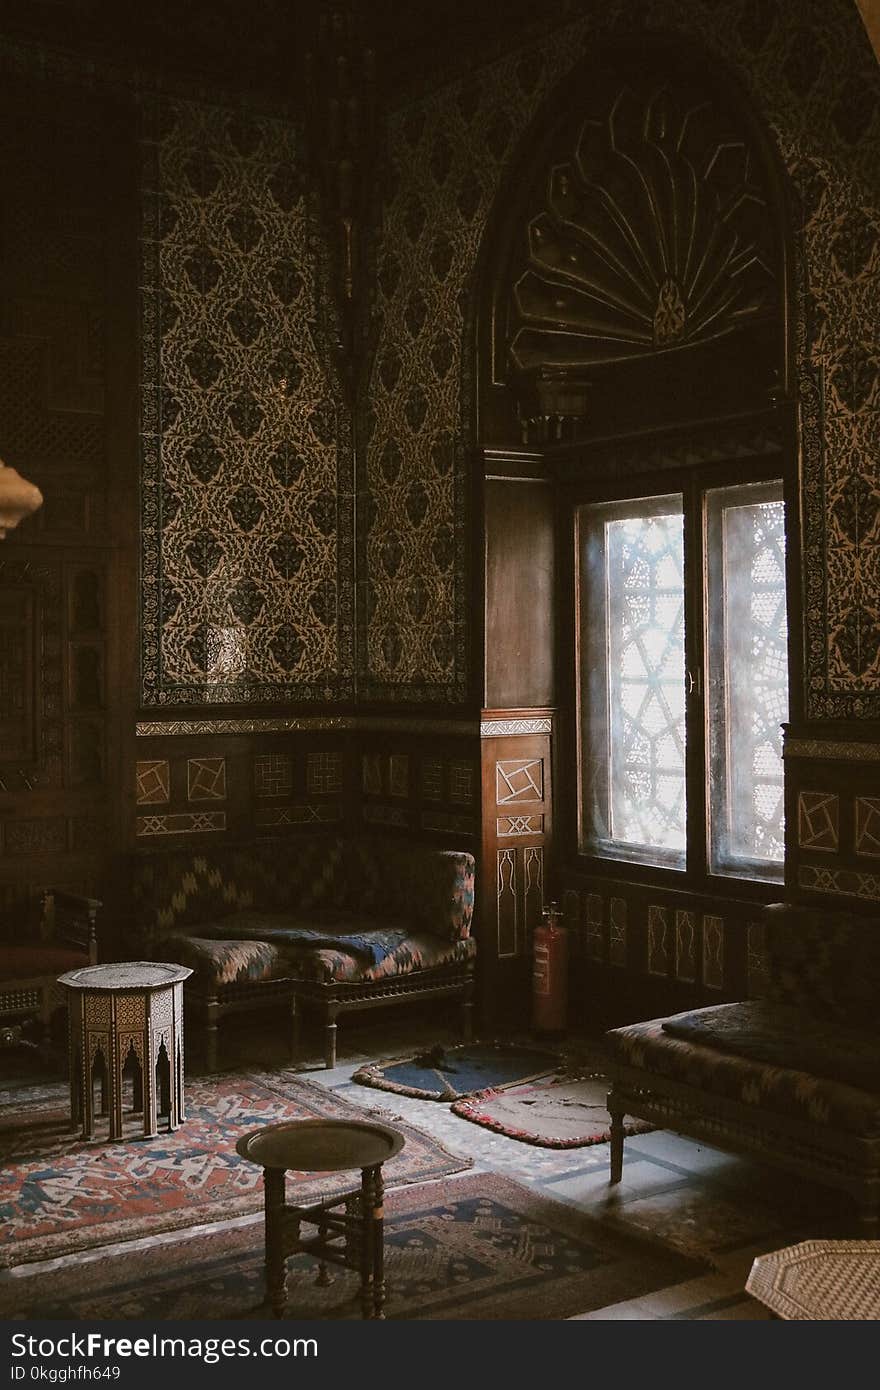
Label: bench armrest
xmin=41 ymin=889 xmax=101 ymax=965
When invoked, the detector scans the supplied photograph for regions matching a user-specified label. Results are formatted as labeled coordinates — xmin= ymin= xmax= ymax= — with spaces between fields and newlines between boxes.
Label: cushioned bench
xmin=130 ymin=836 xmax=476 ymax=1071
xmin=604 ymin=903 xmax=880 ymax=1227
xmin=0 ymin=890 xmax=100 ymax=1055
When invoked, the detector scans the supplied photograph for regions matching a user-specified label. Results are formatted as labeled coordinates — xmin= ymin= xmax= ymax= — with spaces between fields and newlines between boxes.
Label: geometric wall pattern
xmin=370 ymin=0 xmax=880 ymax=714
xmin=140 ymin=96 xmax=353 ymax=705
xmin=306 ymin=751 xmax=343 ymax=795
xmin=496 ymin=759 xmax=543 ymax=804
xmin=647 ymin=905 xmax=670 ymax=977
xmin=797 ymin=790 xmax=840 ymax=851
xmin=855 ymin=797 xmax=880 ymax=857
xmin=186 ymin=756 xmax=226 ymax=801
xmin=674 ymin=910 xmax=697 ymax=984
xmin=702 ymin=915 xmax=725 ymax=990
xmin=253 ymin=753 xmax=293 ymax=798
xmin=136 ymin=759 xmax=170 ymax=805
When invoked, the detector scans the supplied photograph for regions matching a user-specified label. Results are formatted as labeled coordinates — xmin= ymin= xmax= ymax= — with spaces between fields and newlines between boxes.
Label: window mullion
xmin=684 ymin=475 xmax=708 ymax=883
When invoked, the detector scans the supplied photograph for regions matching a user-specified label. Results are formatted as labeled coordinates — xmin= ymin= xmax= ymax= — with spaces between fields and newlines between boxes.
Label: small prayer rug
xmin=352 ymin=1041 xmax=561 ymax=1101
xmin=451 ymin=1074 xmax=654 ymax=1148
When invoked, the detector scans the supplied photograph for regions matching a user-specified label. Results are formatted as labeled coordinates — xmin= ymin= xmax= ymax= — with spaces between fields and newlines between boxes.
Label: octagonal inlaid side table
xmin=747 ymin=1239 xmax=880 ymax=1319
xmin=58 ymin=961 xmax=192 ymax=1141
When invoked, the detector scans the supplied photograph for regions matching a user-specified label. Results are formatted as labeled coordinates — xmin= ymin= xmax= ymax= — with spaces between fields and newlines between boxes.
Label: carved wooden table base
xmin=59 ymin=961 xmax=192 ymax=1141
xmin=236 ymin=1118 xmax=406 ymax=1319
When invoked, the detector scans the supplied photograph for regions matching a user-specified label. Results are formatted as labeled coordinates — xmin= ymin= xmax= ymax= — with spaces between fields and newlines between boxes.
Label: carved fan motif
xmin=508 ymin=82 xmax=777 ymax=375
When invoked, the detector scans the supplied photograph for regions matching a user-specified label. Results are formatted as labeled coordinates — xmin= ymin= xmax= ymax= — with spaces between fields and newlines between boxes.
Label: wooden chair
xmin=0 ymin=890 xmax=100 ymax=1056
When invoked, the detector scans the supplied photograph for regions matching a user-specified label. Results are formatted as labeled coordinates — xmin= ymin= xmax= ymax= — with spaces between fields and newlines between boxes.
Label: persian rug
xmin=352 ymin=1041 xmax=561 ymax=1101
xmin=451 ymin=1074 xmax=655 ymax=1149
xmin=0 ymin=1071 xmax=471 ymax=1270
xmin=0 ymin=1173 xmax=706 ymax=1321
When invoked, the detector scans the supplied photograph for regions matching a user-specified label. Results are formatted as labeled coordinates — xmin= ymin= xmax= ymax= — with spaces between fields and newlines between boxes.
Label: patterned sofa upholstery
xmin=131 ymin=836 xmax=476 ymax=1071
xmin=604 ymin=903 xmax=880 ymax=1226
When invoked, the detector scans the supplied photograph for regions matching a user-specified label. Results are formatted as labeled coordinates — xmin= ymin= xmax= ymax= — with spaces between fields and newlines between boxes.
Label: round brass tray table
xmin=236 ymin=1118 xmax=406 ymax=1319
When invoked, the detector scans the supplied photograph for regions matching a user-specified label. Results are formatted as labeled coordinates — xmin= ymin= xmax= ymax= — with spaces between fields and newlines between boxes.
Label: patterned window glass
xmin=707 ymin=483 xmax=787 ymax=880
xmin=578 ymin=495 xmax=686 ymax=870
xmin=577 ymin=480 xmax=787 ymax=884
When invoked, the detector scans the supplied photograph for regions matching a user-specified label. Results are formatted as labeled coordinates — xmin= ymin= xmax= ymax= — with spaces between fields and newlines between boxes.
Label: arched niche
xmin=475 ymin=38 xmax=794 ymax=451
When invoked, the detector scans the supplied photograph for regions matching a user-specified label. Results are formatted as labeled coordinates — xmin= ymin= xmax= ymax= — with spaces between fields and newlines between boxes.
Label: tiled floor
xmin=0 ymin=1013 xmax=855 ymax=1320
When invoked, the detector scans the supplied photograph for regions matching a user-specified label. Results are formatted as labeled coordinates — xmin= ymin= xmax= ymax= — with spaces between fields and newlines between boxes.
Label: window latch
xmin=686 ymin=669 xmax=701 ymax=697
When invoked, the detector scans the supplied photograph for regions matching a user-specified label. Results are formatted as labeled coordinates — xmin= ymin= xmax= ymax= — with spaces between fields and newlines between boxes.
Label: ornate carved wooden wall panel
xmin=479 ymin=716 xmax=552 ymax=1024
xmin=0 ymin=75 xmax=121 ymax=926
xmin=493 ymin=56 xmax=783 ymax=442
xmin=358 ymin=730 xmax=479 ymax=841
xmin=784 ymin=728 xmax=880 ymax=905
xmin=557 ymin=867 xmax=761 ymax=1028
xmin=133 ymin=727 xmax=355 ymax=843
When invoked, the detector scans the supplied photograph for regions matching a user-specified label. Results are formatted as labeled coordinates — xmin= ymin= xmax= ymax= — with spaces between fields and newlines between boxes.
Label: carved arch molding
xmin=484 ymin=50 xmax=787 ymax=447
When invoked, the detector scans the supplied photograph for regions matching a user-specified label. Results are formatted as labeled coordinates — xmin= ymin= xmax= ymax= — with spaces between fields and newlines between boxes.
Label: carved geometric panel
xmin=497 ymin=814 xmax=543 ymax=836
xmin=497 ymin=848 xmax=518 ymax=958
xmin=496 ymin=758 xmax=543 ymax=804
xmin=187 ymin=757 xmax=226 ymax=802
xmin=420 ymin=758 xmax=443 ymax=801
xmin=136 ymin=812 xmax=226 ymax=836
xmin=855 ymin=798 xmax=880 ymax=857
xmin=747 ymin=920 xmax=770 ymax=998
xmin=253 ymin=753 xmax=293 ymax=798
xmin=255 ymin=804 xmax=341 ymax=828
xmin=389 ymin=754 xmax=410 ymax=798
xmin=4 ymin=817 xmax=67 ymax=855
xmin=798 ymin=864 xmax=880 ymax=900
xmin=448 ymin=759 xmax=474 ymax=804
xmin=675 ymin=910 xmax=697 ymax=984
xmin=609 ymin=896 xmax=627 ymax=968
xmin=702 ymin=915 xmax=724 ymax=990
xmin=648 ymin=905 xmax=670 ymax=977
xmin=585 ymin=892 xmax=604 ymax=962
xmin=797 ymin=791 xmax=840 ymax=851
xmin=136 ymin=760 xmax=170 ymax=805
xmin=362 ymin=753 xmax=383 ymax=796
xmin=306 ymin=751 xmax=343 ymax=796
xmin=523 ymin=846 xmax=544 ymax=943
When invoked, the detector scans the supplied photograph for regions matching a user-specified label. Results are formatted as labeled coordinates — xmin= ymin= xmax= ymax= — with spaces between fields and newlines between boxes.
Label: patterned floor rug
xmin=352 ymin=1041 xmax=562 ymax=1101
xmin=0 ymin=1173 xmax=706 ymax=1321
xmin=451 ymin=1074 xmax=655 ymax=1148
xmin=0 ymin=1072 xmax=471 ymax=1270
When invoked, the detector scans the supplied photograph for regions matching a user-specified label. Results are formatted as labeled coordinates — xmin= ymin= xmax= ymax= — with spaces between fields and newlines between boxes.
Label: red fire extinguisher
xmin=532 ymin=901 xmax=568 ymax=1034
